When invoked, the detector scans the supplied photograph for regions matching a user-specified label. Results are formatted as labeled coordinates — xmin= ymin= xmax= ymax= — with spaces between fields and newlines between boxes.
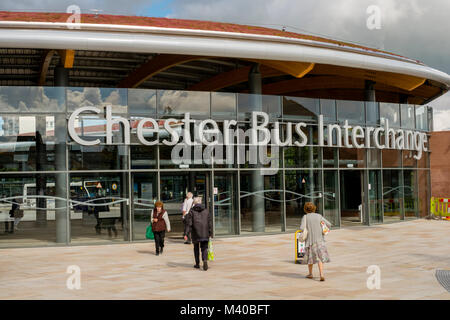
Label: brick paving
xmin=0 ymin=219 xmax=449 ymax=300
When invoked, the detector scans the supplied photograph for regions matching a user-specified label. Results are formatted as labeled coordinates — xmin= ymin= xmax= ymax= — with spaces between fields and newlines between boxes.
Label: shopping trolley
xmin=294 ymin=229 xmax=306 ymax=264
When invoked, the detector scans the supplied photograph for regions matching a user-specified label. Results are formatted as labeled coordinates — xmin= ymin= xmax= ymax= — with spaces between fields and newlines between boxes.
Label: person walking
xmin=182 ymin=192 xmax=194 ymax=244
xmin=152 ymin=201 xmax=171 ymax=256
xmin=300 ymin=202 xmax=332 ymax=281
xmin=184 ymin=197 xmax=213 ymax=271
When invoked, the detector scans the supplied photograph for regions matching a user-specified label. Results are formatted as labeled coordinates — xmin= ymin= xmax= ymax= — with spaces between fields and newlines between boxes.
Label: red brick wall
xmin=430 ymin=131 xmax=450 ymax=198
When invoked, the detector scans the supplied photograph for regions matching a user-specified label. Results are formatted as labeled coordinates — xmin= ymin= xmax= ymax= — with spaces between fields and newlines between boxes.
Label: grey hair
xmin=193 ymin=197 xmax=202 ymax=204
xmin=187 ymin=192 xmax=193 ymax=198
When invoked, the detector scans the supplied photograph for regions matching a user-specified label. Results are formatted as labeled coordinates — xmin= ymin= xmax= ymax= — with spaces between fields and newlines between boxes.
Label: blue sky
xmin=142 ymin=0 xmax=173 ymax=17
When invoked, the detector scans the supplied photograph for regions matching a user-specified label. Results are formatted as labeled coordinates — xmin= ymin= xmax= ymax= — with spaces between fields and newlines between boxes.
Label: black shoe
xmin=203 ymin=261 xmax=208 ymax=271
xmin=184 ymin=241 xmax=190 ymax=244
xmin=155 ymin=252 xmax=159 ymax=256
xmin=194 ymin=264 xmax=200 ymax=269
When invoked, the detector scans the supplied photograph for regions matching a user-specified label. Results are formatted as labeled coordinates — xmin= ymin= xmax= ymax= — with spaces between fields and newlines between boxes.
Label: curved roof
xmin=0 ymin=11 xmax=449 ymax=104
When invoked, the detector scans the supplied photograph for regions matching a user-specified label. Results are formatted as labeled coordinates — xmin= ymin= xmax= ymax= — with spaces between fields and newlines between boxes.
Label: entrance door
xmin=340 ymin=170 xmax=365 ymax=226
xmin=159 ymin=172 xmax=211 ymax=237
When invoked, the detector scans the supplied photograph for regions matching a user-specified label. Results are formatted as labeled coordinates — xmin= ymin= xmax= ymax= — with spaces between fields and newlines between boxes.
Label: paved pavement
xmin=1 ymin=219 xmax=449 ymax=300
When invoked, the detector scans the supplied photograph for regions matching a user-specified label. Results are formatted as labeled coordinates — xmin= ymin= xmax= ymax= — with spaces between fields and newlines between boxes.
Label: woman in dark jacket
xmin=184 ymin=197 xmax=213 ymax=271
xmin=152 ymin=201 xmax=171 ymax=256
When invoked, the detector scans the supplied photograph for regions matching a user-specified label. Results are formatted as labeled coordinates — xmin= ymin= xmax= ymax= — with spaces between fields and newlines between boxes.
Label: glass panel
xmin=70 ymin=173 xmax=129 ymax=243
xmin=322 ymin=148 xmax=338 ymax=168
xmin=404 ymin=170 xmax=418 ymax=219
xmin=382 ymin=149 xmax=401 ymax=168
xmin=369 ymin=170 xmax=383 ymax=224
xmin=339 ymin=148 xmax=365 ymax=168
xmin=0 ymin=87 xmax=65 ymax=113
xmin=0 ymin=114 xmax=65 ymax=171
xmin=211 ymin=92 xmax=236 ymax=120
xmin=337 ymin=100 xmax=364 ymax=124
xmin=132 ymin=172 xmax=158 ymax=241
xmin=402 ymin=150 xmax=417 ymax=168
xmin=282 ymin=96 xmax=319 ymax=121
xmin=128 ymin=89 xmax=156 ymax=116
xmin=131 ymin=145 xmax=157 ymax=169
xmin=159 ymin=172 xmax=210 ymax=236
xmin=67 ymin=87 xmax=127 ymax=113
xmin=340 ymin=170 xmax=364 ymax=225
xmin=240 ymin=171 xmax=283 ymax=233
xmin=380 ymin=102 xmax=400 ymax=128
xmin=285 ymin=170 xmax=322 ymax=231
xmin=418 ymin=151 xmax=429 ymax=168
xmin=238 ymin=94 xmax=281 ymax=121
xmin=69 ymin=145 xmax=128 ymax=170
xmin=320 ymin=99 xmax=336 ymax=122
xmin=415 ymin=105 xmax=428 ymax=131
xmin=365 ymin=101 xmax=379 ymax=125
xmin=401 ymin=104 xmax=415 ymax=129
xmin=367 ymin=149 xmax=381 ymax=168
xmin=323 ymin=170 xmax=339 ymax=227
xmin=0 ymin=174 xmax=67 ymax=248
xmin=383 ymin=170 xmax=402 ymax=222
xmin=157 ymin=90 xmax=210 ymax=119
xmin=284 ymin=146 xmax=320 ymax=168
xmin=213 ymin=172 xmax=238 ymax=236
xmin=418 ymin=170 xmax=430 ymax=218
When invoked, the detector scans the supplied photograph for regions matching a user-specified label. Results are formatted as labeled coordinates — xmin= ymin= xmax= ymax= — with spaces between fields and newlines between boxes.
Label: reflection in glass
xmin=69 ymin=145 xmax=128 ymax=170
xmin=132 ymin=173 xmax=157 ymax=240
xmin=418 ymin=170 xmax=430 ymax=218
xmin=369 ymin=170 xmax=383 ymax=224
xmin=70 ymin=173 xmax=129 ymax=243
xmin=214 ymin=172 xmax=238 ymax=236
xmin=240 ymin=171 xmax=283 ymax=233
xmin=322 ymin=148 xmax=338 ymax=168
xmin=285 ymin=170 xmax=322 ymax=231
xmin=238 ymin=94 xmax=281 ymax=121
xmin=320 ymin=99 xmax=336 ymax=122
xmin=67 ymin=87 xmax=128 ymax=113
xmin=128 ymin=89 xmax=156 ymax=116
xmin=337 ymin=100 xmax=364 ymax=124
xmin=131 ymin=145 xmax=157 ymax=169
xmin=158 ymin=90 xmax=210 ymax=118
xmin=401 ymin=104 xmax=415 ymax=129
xmin=284 ymin=146 xmax=320 ymax=168
xmin=404 ymin=170 xmax=418 ymax=219
xmin=383 ymin=170 xmax=402 ymax=222
xmin=0 ymin=174 xmax=65 ymax=248
xmin=283 ymin=97 xmax=319 ymax=121
xmin=402 ymin=150 xmax=417 ymax=168
xmin=339 ymin=148 xmax=365 ymax=168
xmin=415 ymin=105 xmax=428 ymax=131
xmin=380 ymin=102 xmax=400 ymax=127
xmin=365 ymin=101 xmax=379 ymax=125
xmin=0 ymin=87 xmax=65 ymax=113
xmin=323 ymin=171 xmax=339 ymax=227
xmin=382 ymin=149 xmax=401 ymax=168
xmin=211 ymin=92 xmax=236 ymax=119
xmin=367 ymin=149 xmax=381 ymax=168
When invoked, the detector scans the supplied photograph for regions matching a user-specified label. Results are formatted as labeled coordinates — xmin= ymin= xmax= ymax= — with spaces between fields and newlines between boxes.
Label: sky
xmin=1 ymin=0 xmax=449 ymax=130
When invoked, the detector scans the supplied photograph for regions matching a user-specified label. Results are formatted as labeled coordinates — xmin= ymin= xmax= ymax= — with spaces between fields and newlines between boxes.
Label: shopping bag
xmin=207 ymin=239 xmax=215 ymax=261
xmin=145 ymin=224 xmax=154 ymax=240
xmin=321 ymin=220 xmax=330 ymax=235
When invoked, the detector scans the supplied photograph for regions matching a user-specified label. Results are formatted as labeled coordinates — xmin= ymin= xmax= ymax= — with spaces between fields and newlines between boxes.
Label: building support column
xmin=54 ymin=66 xmax=69 ymax=243
xmin=249 ymin=64 xmax=265 ymax=232
xmin=364 ymin=80 xmax=376 ymax=225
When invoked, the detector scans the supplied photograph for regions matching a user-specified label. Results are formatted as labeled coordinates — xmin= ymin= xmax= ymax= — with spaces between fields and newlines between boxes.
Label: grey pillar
xmin=364 ymin=80 xmax=376 ymax=102
xmin=54 ymin=66 xmax=68 ymax=243
xmin=249 ymin=64 xmax=265 ymax=232
xmin=35 ymin=118 xmax=47 ymax=227
xmin=308 ymin=126 xmax=315 ymax=202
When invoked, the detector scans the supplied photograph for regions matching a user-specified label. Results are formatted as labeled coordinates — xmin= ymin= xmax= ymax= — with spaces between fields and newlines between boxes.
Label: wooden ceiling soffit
xmin=311 ymin=64 xmax=426 ymax=92
xmin=118 ymin=54 xmax=200 ymax=88
xmin=188 ymin=65 xmax=283 ymax=91
xmin=250 ymin=60 xmax=315 ymax=78
xmin=262 ymin=76 xmax=363 ymax=95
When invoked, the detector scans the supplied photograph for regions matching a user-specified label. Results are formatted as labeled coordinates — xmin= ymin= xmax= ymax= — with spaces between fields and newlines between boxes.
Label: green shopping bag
xmin=207 ymin=238 xmax=215 ymax=261
xmin=145 ymin=224 xmax=154 ymax=240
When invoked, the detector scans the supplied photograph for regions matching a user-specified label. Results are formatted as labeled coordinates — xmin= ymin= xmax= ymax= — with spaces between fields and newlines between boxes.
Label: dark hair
xmin=304 ymin=202 xmax=316 ymax=214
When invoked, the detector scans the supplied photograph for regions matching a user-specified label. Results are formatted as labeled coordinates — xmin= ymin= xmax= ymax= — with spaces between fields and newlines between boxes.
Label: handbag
xmin=13 ymin=209 xmax=24 ymax=219
xmin=207 ymin=238 xmax=215 ymax=261
xmin=321 ymin=220 xmax=330 ymax=235
xmin=300 ymin=227 xmax=308 ymax=242
xmin=145 ymin=224 xmax=154 ymax=240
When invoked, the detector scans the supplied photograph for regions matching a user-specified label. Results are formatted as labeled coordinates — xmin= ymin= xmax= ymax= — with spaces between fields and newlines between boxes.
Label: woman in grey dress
xmin=300 ymin=202 xmax=332 ymax=281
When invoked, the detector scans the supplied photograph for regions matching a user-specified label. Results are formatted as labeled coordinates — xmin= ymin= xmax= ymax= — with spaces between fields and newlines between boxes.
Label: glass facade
xmin=0 ymin=87 xmax=432 ymax=247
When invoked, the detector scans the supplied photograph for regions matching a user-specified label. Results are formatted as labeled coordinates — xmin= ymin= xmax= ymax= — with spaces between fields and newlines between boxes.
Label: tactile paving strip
xmin=435 ymin=270 xmax=450 ymax=292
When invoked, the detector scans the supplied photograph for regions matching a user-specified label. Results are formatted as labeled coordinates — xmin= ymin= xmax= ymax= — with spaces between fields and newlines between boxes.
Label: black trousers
xmin=154 ymin=231 xmax=165 ymax=253
xmin=193 ymin=241 xmax=208 ymax=265
xmin=183 ymin=218 xmax=191 ymax=242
